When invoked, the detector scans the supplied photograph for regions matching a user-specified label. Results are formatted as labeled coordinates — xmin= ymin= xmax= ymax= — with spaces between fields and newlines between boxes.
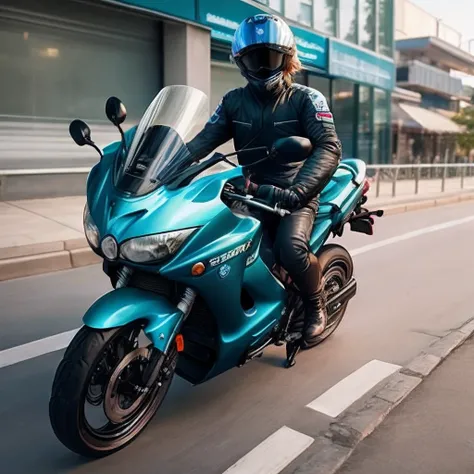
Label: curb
xmin=377 ymin=191 xmax=474 ymax=216
xmin=289 ymin=316 xmax=474 ymax=474
xmin=1 ymin=192 xmax=474 ymax=282
xmin=0 ymin=238 xmax=101 ymax=281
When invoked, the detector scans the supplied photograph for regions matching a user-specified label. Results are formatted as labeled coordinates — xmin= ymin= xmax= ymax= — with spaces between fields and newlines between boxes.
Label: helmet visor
xmin=240 ymin=49 xmax=285 ymax=79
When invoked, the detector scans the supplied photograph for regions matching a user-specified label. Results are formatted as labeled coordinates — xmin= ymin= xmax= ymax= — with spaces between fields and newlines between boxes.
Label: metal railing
xmin=366 ymin=163 xmax=474 ymax=198
xmin=1 ymin=163 xmax=474 ymax=200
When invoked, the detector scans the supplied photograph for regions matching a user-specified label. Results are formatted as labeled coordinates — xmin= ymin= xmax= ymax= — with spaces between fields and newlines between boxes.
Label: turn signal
xmin=176 ymin=334 xmax=185 ymax=352
xmin=362 ymin=178 xmax=371 ymax=195
xmin=191 ymin=262 xmax=206 ymax=276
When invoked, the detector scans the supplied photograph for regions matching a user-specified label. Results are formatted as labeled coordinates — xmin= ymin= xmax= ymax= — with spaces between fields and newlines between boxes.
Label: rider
xmin=187 ymin=14 xmax=342 ymax=345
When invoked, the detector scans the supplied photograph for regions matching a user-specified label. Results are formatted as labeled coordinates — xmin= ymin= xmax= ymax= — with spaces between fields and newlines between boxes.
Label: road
xmin=1 ymin=201 xmax=474 ymax=474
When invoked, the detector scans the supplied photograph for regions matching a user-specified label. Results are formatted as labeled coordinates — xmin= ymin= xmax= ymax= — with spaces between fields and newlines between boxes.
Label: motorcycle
xmin=49 ymin=85 xmax=383 ymax=457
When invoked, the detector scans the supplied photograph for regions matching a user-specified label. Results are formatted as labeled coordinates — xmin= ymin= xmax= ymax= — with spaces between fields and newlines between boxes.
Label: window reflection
xmin=359 ymin=0 xmax=375 ymax=50
xmin=313 ymin=0 xmax=337 ymax=35
xmin=378 ymin=0 xmax=393 ymax=57
xmin=358 ymin=86 xmax=373 ymax=162
xmin=374 ymin=89 xmax=390 ymax=163
xmin=333 ymin=80 xmax=355 ymax=158
xmin=284 ymin=0 xmax=313 ymax=27
xmin=339 ymin=0 xmax=357 ymax=44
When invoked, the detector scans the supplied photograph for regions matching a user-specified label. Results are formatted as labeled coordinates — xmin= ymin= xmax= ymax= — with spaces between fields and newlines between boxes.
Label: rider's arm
xmin=186 ymin=94 xmax=233 ymax=162
xmin=252 ymin=89 xmax=342 ymax=211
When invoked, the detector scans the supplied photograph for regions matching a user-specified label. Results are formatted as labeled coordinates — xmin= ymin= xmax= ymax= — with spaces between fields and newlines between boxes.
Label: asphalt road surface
xmin=1 ymin=201 xmax=474 ymax=474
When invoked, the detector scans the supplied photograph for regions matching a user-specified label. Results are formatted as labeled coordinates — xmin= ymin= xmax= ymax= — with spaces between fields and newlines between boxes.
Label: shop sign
xmin=111 ymin=0 xmax=196 ymax=21
xmin=199 ymin=0 xmax=328 ymax=71
xmin=328 ymin=39 xmax=395 ymax=90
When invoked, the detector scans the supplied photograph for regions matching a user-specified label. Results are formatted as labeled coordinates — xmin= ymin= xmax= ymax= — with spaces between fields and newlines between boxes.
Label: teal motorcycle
xmin=49 ymin=85 xmax=383 ymax=457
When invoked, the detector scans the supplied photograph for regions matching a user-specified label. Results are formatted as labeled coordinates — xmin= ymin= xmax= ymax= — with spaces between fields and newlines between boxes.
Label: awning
xmin=392 ymin=102 xmax=463 ymax=133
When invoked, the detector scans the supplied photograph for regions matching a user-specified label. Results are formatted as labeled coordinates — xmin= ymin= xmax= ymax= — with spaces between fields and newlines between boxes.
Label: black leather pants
xmin=260 ymin=202 xmax=322 ymax=298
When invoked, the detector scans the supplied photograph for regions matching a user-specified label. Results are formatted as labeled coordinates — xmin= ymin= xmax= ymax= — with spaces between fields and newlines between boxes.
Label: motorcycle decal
xmin=209 ymin=240 xmax=252 ymax=267
xmin=218 ymin=264 xmax=231 ymax=279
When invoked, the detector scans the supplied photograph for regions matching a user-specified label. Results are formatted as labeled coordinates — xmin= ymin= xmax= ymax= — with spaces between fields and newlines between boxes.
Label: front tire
xmin=49 ymin=324 xmax=177 ymax=458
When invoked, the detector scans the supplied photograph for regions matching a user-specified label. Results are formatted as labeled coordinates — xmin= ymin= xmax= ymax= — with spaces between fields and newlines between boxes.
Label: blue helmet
xmin=232 ymin=14 xmax=296 ymax=85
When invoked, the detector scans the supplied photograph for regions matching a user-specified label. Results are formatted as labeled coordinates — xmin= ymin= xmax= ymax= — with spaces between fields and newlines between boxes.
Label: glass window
xmin=308 ymin=74 xmax=331 ymax=103
xmin=358 ymin=86 xmax=373 ymax=163
xmin=0 ymin=18 xmax=159 ymax=122
xmin=269 ymin=0 xmax=283 ymax=12
xmin=374 ymin=89 xmax=391 ymax=163
xmin=378 ymin=0 xmax=393 ymax=57
xmin=332 ymin=80 xmax=355 ymax=158
xmin=339 ymin=0 xmax=358 ymax=44
xmin=359 ymin=0 xmax=376 ymax=50
xmin=313 ymin=0 xmax=337 ymax=35
xmin=284 ymin=0 xmax=313 ymax=27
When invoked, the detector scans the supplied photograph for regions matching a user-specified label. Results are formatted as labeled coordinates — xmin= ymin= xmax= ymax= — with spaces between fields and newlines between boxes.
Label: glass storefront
xmin=332 ymin=80 xmax=356 ymax=158
xmin=358 ymin=86 xmax=373 ymax=163
xmin=374 ymin=89 xmax=391 ymax=163
xmin=339 ymin=0 xmax=358 ymax=44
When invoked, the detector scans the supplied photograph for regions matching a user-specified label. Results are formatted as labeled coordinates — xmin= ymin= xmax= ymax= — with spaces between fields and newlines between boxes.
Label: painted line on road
xmin=2 ymin=214 xmax=474 ymax=369
xmin=0 ymin=329 xmax=79 ymax=369
xmin=350 ymin=214 xmax=474 ymax=257
xmin=306 ymin=359 xmax=401 ymax=418
xmin=222 ymin=426 xmax=314 ymax=474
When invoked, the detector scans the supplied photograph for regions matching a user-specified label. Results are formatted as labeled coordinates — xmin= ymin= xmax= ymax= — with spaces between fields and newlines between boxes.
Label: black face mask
xmin=240 ymin=49 xmax=285 ymax=80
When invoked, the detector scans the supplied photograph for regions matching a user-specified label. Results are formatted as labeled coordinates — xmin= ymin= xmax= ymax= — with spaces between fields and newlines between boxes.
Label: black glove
xmin=255 ymin=184 xmax=301 ymax=211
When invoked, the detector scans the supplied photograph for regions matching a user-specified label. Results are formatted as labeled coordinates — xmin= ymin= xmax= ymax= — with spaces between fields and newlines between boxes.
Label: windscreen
xmin=114 ymin=85 xmax=209 ymax=196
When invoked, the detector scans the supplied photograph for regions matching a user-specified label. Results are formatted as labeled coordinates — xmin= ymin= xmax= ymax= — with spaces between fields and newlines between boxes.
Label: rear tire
xmin=305 ymin=244 xmax=354 ymax=346
xmin=49 ymin=324 xmax=176 ymax=458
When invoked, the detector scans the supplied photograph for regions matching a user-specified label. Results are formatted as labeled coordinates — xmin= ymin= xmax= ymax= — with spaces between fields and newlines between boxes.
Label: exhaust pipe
xmin=326 ymin=278 xmax=357 ymax=315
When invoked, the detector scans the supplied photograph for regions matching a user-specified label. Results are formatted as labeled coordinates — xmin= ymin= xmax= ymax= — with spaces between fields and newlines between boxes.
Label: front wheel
xmin=49 ymin=323 xmax=177 ymax=458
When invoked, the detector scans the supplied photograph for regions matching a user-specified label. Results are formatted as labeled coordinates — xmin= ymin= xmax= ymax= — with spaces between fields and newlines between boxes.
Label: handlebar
xmin=223 ymin=190 xmax=290 ymax=217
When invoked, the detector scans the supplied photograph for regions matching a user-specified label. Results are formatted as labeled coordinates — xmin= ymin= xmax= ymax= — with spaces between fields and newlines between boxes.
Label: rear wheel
xmin=49 ymin=323 xmax=177 ymax=458
xmin=312 ymin=243 xmax=354 ymax=344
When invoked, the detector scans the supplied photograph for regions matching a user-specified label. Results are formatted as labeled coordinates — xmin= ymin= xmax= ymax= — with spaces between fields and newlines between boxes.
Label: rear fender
xmin=83 ymin=287 xmax=183 ymax=353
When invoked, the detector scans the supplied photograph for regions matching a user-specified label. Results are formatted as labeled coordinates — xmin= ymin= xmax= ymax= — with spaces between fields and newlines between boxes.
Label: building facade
xmin=392 ymin=0 xmax=473 ymax=164
xmin=0 ymin=0 xmax=395 ymax=165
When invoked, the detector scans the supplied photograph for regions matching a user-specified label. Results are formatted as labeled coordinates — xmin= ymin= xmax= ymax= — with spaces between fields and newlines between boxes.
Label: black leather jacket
xmin=187 ymin=83 xmax=342 ymax=210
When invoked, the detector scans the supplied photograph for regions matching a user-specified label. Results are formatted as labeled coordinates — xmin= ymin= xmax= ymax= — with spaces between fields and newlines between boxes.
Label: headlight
xmin=120 ymin=228 xmax=197 ymax=263
xmin=83 ymin=204 xmax=100 ymax=249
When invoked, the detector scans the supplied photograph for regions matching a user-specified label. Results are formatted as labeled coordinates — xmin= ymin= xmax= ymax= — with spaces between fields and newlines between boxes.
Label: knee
xmin=274 ymin=233 xmax=309 ymax=272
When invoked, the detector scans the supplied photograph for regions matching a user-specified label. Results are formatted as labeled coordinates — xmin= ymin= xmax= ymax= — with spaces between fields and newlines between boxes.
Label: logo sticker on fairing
xmin=210 ymin=240 xmax=252 ymax=267
xmin=218 ymin=264 xmax=231 ymax=279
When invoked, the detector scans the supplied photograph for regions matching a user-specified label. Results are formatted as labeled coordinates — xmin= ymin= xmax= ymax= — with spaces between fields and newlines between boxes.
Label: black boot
xmin=303 ymin=290 xmax=327 ymax=343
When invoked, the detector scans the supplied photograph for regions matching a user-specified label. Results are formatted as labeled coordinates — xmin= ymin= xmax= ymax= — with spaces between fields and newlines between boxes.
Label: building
xmin=392 ymin=0 xmax=472 ymax=164
xmin=0 ymin=0 xmax=395 ymax=166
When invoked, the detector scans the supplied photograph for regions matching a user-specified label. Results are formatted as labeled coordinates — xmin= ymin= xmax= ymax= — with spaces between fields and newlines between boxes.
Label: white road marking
xmin=350 ymin=215 xmax=474 ymax=257
xmin=222 ymin=426 xmax=314 ymax=474
xmin=2 ymin=213 xmax=474 ymax=369
xmin=0 ymin=328 xmax=79 ymax=369
xmin=306 ymin=359 xmax=401 ymax=418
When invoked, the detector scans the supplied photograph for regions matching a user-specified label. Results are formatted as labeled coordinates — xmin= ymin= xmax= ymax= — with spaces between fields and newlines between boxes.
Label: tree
xmin=452 ymin=107 xmax=474 ymax=155
xmin=326 ymin=0 xmax=337 ymax=35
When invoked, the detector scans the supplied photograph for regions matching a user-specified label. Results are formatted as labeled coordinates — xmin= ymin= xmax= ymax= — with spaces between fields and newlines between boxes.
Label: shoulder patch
xmin=208 ymin=99 xmax=223 ymax=125
xmin=315 ymin=111 xmax=334 ymax=124
xmin=307 ymin=88 xmax=330 ymax=112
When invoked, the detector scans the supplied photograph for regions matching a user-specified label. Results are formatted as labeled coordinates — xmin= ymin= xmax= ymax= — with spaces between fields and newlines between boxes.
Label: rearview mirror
xmin=271 ymin=136 xmax=313 ymax=162
xmin=105 ymin=96 xmax=127 ymax=126
xmin=69 ymin=119 xmax=103 ymax=158
xmin=69 ymin=119 xmax=92 ymax=146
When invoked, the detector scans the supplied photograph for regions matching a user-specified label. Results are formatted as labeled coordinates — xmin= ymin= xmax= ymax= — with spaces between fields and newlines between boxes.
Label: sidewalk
xmin=1 ymin=178 xmax=474 ymax=281
xmin=338 ymin=336 xmax=474 ymax=474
